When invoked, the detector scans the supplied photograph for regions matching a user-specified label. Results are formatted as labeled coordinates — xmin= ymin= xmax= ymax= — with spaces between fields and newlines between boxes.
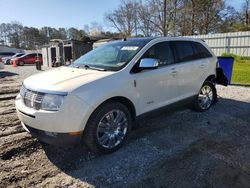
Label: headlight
xmin=41 ymin=94 xmax=64 ymax=111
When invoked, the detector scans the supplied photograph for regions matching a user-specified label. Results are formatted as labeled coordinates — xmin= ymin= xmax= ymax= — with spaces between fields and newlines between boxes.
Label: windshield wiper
xmin=71 ymin=64 xmax=106 ymax=71
xmin=83 ymin=64 xmax=106 ymax=71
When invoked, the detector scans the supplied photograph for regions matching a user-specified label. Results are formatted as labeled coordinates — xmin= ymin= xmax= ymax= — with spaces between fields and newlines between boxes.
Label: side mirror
xmin=139 ymin=58 xmax=159 ymax=70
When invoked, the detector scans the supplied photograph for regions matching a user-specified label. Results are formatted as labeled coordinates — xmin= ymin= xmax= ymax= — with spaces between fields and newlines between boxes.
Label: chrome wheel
xmin=96 ymin=109 xmax=128 ymax=149
xmin=198 ymin=85 xmax=214 ymax=110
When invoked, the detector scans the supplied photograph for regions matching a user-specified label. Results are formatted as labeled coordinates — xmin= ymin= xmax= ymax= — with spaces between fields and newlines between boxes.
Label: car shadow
xmin=42 ymin=97 xmax=250 ymax=187
xmin=0 ymin=71 xmax=19 ymax=78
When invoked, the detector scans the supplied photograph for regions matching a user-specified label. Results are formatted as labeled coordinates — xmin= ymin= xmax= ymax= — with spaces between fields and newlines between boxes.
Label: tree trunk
xmin=191 ymin=0 xmax=195 ymax=35
xmin=163 ymin=0 xmax=167 ymax=36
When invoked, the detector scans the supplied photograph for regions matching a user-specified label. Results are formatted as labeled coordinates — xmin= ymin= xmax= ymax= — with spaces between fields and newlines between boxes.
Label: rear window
xmin=26 ymin=53 xmax=40 ymax=58
xmin=171 ymin=41 xmax=212 ymax=63
xmin=192 ymin=42 xmax=212 ymax=58
xmin=172 ymin=41 xmax=195 ymax=63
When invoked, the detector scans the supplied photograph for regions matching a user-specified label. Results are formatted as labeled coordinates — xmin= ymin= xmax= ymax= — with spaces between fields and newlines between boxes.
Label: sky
xmin=0 ymin=0 xmax=121 ymax=30
xmin=0 ymin=0 xmax=245 ymax=31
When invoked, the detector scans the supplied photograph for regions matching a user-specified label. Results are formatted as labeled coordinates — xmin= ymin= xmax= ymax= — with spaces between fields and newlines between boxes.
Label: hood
xmin=23 ymin=66 xmax=114 ymax=93
xmin=2 ymin=56 xmax=12 ymax=60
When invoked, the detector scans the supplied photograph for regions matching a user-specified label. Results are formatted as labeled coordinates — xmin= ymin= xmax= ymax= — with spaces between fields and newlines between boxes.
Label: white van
xmin=16 ymin=37 xmax=225 ymax=153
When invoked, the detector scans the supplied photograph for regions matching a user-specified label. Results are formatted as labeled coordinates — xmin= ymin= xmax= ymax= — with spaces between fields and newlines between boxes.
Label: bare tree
xmin=178 ymin=0 xmax=225 ymax=35
xmin=89 ymin=22 xmax=103 ymax=36
xmin=137 ymin=1 xmax=156 ymax=36
xmin=243 ymin=0 xmax=250 ymax=25
xmin=149 ymin=0 xmax=170 ymax=36
xmin=105 ymin=0 xmax=139 ymax=37
xmin=147 ymin=0 xmax=182 ymax=36
xmin=0 ymin=23 xmax=10 ymax=45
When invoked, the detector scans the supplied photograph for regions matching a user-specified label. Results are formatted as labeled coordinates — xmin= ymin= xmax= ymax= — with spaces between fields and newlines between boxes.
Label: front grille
xmin=20 ymin=85 xmax=44 ymax=110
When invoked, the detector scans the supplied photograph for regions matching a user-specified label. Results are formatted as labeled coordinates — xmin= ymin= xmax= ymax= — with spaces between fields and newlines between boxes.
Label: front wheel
xmin=18 ymin=61 xmax=25 ymax=66
xmin=193 ymin=81 xmax=217 ymax=112
xmin=83 ymin=102 xmax=132 ymax=154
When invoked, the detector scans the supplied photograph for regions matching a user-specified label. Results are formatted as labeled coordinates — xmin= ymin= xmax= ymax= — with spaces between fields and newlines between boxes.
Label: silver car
xmin=2 ymin=53 xmax=25 ymax=65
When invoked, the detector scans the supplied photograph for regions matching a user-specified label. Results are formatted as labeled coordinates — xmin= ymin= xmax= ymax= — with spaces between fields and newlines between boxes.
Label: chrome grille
xmin=20 ymin=85 xmax=44 ymax=110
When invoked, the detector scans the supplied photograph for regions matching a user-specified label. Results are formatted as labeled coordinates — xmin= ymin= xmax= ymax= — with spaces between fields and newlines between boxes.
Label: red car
xmin=11 ymin=53 xmax=43 ymax=66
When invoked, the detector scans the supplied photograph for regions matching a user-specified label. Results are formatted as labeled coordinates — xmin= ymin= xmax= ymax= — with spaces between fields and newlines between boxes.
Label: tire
xmin=83 ymin=101 xmax=132 ymax=154
xmin=18 ymin=61 xmax=25 ymax=66
xmin=192 ymin=81 xmax=217 ymax=112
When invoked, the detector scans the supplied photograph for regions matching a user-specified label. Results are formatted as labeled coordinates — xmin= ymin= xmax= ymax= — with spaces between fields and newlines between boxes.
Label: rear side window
xmin=28 ymin=54 xmax=37 ymax=58
xmin=193 ymin=42 xmax=212 ymax=58
xmin=142 ymin=41 xmax=174 ymax=67
xmin=171 ymin=41 xmax=195 ymax=63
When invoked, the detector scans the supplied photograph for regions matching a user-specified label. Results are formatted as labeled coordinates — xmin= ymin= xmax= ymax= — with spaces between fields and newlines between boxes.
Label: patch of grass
xmin=231 ymin=61 xmax=250 ymax=85
xmin=221 ymin=53 xmax=250 ymax=85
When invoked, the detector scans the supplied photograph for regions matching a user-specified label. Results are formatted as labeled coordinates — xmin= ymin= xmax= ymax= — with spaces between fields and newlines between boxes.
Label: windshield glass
xmin=73 ymin=39 xmax=151 ymax=71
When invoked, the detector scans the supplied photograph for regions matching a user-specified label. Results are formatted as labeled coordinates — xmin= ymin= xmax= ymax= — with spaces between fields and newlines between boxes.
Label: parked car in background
xmin=11 ymin=53 xmax=43 ymax=66
xmin=0 ymin=52 xmax=16 ymax=66
xmin=2 ymin=53 xmax=25 ymax=65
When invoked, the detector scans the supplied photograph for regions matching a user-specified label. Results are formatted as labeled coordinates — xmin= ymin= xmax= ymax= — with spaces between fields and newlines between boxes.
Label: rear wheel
xmin=83 ymin=101 xmax=132 ymax=154
xmin=193 ymin=81 xmax=217 ymax=112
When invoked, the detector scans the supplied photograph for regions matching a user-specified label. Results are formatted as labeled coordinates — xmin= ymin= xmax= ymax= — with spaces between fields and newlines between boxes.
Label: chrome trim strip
xmin=23 ymin=85 xmax=68 ymax=96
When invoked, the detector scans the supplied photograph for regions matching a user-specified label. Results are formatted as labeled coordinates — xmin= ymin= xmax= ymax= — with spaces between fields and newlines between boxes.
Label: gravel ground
xmin=0 ymin=65 xmax=250 ymax=188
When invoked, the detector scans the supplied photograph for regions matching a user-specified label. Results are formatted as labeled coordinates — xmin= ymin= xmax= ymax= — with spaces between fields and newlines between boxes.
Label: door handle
xmin=171 ymin=71 xmax=178 ymax=76
xmin=199 ymin=64 xmax=205 ymax=68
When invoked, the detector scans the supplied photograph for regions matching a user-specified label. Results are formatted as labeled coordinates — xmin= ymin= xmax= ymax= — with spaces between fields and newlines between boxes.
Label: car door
xmin=170 ymin=41 xmax=205 ymax=99
xmin=23 ymin=54 xmax=31 ymax=64
xmin=25 ymin=54 xmax=34 ymax=64
xmin=30 ymin=54 xmax=36 ymax=64
xmin=20 ymin=55 xmax=28 ymax=64
xmin=132 ymin=41 xmax=179 ymax=114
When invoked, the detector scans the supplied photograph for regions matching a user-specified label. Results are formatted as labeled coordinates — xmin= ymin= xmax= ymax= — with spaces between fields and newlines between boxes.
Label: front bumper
xmin=22 ymin=122 xmax=81 ymax=145
xmin=15 ymin=94 xmax=94 ymax=133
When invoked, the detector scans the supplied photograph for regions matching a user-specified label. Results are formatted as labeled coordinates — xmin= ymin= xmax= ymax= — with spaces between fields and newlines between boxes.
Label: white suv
xmin=16 ymin=37 xmax=221 ymax=153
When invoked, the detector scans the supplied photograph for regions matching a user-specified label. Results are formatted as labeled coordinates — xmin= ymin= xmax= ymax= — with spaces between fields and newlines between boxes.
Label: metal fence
xmin=188 ymin=31 xmax=250 ymax=57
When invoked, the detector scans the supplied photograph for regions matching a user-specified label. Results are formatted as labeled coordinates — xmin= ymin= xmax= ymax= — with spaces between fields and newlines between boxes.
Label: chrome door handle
xmin=199 ymin=64 xmax=205 ymax=68
xmin=171 ymin=71 xmax=178 ymax=76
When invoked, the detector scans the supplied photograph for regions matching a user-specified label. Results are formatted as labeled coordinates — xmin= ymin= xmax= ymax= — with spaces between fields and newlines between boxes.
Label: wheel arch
xmin=99 ymin=96 xmax=136 ymax=121
xmin=205 ymin=74 xmax=216 ymax=83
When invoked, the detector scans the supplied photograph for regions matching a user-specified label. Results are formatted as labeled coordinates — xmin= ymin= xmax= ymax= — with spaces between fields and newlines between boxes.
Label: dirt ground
xmin=1 ymin=65 xmax=250 ymax=188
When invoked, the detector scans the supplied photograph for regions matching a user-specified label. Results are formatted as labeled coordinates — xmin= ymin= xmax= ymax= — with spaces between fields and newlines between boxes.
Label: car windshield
xmin=72 ymin=39 xmax=152 ymax=71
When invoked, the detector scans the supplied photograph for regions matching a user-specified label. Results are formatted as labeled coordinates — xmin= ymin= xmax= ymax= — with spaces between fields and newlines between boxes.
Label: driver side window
xmin=131 ymin=41 xmax=174 ymax=73
xmin=142 ymin=41 xmax=174 ymax=67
